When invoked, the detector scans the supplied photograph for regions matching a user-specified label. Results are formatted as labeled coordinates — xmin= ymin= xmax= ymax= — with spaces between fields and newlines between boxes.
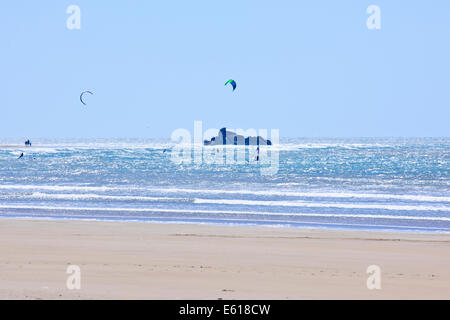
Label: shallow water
xmin=0 ymin=138 xmax=449 ymax=233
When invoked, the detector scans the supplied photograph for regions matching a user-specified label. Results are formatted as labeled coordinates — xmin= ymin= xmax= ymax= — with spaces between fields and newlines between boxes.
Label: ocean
xmin=0 ymin=138 xmax=449 ymax=233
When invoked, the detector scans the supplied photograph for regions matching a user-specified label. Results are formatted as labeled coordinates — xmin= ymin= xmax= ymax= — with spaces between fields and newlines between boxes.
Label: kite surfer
xmin=246 ymin=146 xmax=260 ymax=163
xmin=18 ymin=152 xmax=24 ymax=159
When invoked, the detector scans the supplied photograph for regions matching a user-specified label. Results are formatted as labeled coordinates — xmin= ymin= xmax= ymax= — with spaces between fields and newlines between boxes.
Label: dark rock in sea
xmin=203 ymin=128 xmax=272 ymax=146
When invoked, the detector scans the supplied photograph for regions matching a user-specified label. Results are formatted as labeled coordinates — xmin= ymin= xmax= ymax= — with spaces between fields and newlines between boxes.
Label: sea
xmin=0 ymin=138 xmax=449 ymax=233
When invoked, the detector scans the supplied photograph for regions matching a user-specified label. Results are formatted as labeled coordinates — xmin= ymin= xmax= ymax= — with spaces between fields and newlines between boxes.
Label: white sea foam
xmin=193 ymin=198 xmax=450 ymax=212
xmin=7 ymin=192 xmax=192 ymax=203
xmin=5 ymin=191 xmax=449 ymax=212
xmin=156 ymin=188 xmax=450 ymax=203
xmin=0 ymin=185 xmax=449 ymax=203
xmin=0 ymin=185 xmax=119 ymax=192
xmin=0 ymin=204 xmax=449 ymax=221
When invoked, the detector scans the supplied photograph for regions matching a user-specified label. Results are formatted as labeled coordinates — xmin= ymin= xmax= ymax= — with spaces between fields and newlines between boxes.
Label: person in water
xmin=256 ymin=146 xmax=260 ymax=161
xmin=18 ymin=152 xmax=24 ymax=159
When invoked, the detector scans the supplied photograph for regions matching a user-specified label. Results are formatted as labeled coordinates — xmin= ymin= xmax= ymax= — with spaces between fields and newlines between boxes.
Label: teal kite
xmin=225 ymin=79 xmax=237 ymax=91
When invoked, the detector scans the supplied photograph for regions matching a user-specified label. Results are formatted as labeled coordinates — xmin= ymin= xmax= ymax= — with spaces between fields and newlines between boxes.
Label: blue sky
xmin=1 ymin=1 xmax=449 ymax=138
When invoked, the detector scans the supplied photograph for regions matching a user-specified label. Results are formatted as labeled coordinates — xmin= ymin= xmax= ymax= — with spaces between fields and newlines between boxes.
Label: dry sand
xmin=0 ymin=218 xmax=449 ymax=300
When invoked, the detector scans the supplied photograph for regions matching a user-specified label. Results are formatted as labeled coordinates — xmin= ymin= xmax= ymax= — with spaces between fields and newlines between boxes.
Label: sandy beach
xmin=0 ymin=218 xmax=449 ymax=300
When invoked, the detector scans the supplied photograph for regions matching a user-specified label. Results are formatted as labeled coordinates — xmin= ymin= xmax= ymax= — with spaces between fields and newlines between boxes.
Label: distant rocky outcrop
xmin=203 ymin=128 xmax=272 ymax=146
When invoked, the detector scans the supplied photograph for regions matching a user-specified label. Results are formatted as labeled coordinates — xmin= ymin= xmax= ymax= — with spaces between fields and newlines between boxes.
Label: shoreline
xmin=1 ymin=215 xmax=449 ymax=235
xmin=0 ymin=217 xmax=449 ymax=299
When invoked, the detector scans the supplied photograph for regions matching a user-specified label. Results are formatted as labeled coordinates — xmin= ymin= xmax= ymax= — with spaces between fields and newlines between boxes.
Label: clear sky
xmin=1 ymin=1 xmax=449 ymax=138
